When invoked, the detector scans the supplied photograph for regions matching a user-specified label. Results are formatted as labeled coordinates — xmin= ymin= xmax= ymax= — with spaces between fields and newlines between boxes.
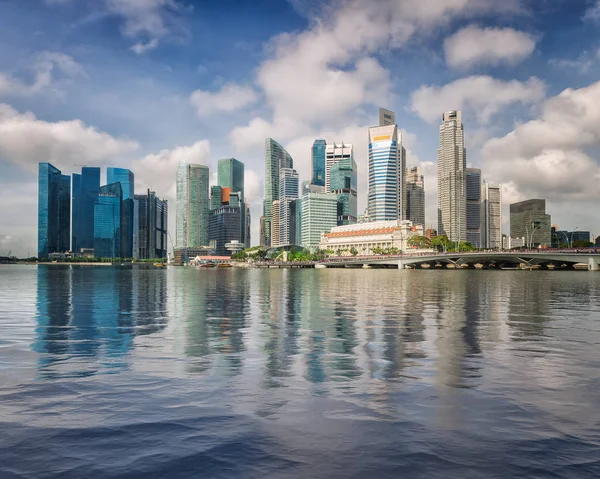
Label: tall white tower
xmin=437 ymin=110 xmax=466 ymax=242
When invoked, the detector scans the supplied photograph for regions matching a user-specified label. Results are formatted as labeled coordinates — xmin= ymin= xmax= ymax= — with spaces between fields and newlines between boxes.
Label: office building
xmin=368 ymin=109 xmax=406 ymax=222
xmin=107 ymin=168 xmax=134 ymax=199
xmin=94 ymin=183 xmax=123 ymax=258
xmin=510 ymin=199 xmax=551 ymax=247
xmin=311 ymin=139 xmax=326 ymax=187
xmin=290 ymin=198 xmax=302 ymax=246
xmin=176 ymin=163 xmax=210 ymax=247
xmin=279 ymin=168 xmax=299 ymax=246
xmin=38 ymin=162 xmax=70 ymax=258
xmin=379 ymin=108 xmax=395 ymax=126
xmin=107 ymin=167 xmax=135 ymax=258
xmin=71 ymin=166 xmax=100 ymax=253
xmin=325 ymin=142 xmax=353 ymax=192
xmin=302 ymin=180 xmax=326 ymax=195
xmin=271 ymin=200 xmax=281 ymax=247
xmin=209 ymin=206 xmax=242 ymax=256
xmin=217 ymin=158 xmax=244 ymax=198
xmin=330 ymin=156 xmax=357 ymax=225
xmin=259 ymin=216 xmax=266 ymax=246
xmin=405 ymin=166 xmax=425 ymax=227
xmin=301 ymin=193 xmax=338 ymax=250
xmin=135 ymin=189 xmax=168 ymax=259
xmin=481 ymin=183 xmax=502 ymax=249
xmin=319 ymin=220 xmax=424 ymax=255
xmin=264 ymin=138 xmax=293 ymax=246
xmin=438 ymin=110 xmax=467 ymax=243
xmin=245 ymin=203 xmax=251 ymax=248
xmin=466 ymin=168 xmax=481 ymax=247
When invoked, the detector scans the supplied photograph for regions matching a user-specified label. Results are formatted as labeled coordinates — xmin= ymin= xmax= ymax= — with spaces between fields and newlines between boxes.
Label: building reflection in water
xmin=34 ymin=265 xmax=168 ymax=378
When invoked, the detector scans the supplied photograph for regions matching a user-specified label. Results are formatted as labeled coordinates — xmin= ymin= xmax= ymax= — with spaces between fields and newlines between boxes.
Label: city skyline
xmin=3 ymin=1 xmax=600 ymax=256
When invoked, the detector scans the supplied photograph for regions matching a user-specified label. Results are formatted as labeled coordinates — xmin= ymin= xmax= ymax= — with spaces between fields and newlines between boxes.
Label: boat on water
xmin=153 ymin=263 xmax=166 ymax=267
xmin=217 ymin=263 xmax=232 ymax=268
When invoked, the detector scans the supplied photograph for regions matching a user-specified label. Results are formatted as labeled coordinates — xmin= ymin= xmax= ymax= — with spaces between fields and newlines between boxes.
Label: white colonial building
xmin=319 ymin=220 xmax=424 ymax=255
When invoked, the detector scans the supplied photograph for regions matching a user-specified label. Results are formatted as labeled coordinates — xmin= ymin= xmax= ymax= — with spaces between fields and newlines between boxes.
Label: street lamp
xmin=526 ymin=220 xmax=541 ymax=250
xmin=570 ymin=226 xmax=579 ymax=249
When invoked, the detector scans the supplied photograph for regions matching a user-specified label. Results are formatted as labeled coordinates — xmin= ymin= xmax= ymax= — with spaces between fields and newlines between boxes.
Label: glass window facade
xmin=94 ymin=183 xmax=123 ymax=259
xmin=301 ymin=193 xmax=338 ymax=250
xmin=311 ymin=139 xmax=326 ymax=187
xmin=330 ymin=157 xmax=358 ymax=226
xmin=107 ymin=168 xmax=134 ymax=200
xmin=72 ymin=167 xmax=100 ymax=252
xmin=209 ymin=206 xmax=242 ymax=256
xmin=177 ymin=163 xmax=210 ymax=248
xmin=38 ymin=162 xmax=71 ymax=258
xmin=135 ymin=190 xmax=168 ymax=259
xmin=466 ymin=168 xmax=481 ymax=247
xmin=264 ymin=138 xmax=293 ymax=246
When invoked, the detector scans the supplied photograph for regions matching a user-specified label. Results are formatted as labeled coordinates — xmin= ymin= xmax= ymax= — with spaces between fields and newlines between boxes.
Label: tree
xmin=573 ymin=240 xmax=594 ymax=248
xmin=350 ymin=247 xmax=358 ymax=256
xmin=430 ymin=235 xmax=451 ymax=252
xmin=407 ymin=235 xmax=431 ymax=249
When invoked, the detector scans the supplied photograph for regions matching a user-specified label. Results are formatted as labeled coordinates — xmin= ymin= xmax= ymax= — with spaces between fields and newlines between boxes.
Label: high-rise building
xmin=245 ymin=203 xmax=251 ymax=248
xmin=135 ymin=189 xmax=168 ymax=259
xmin=38 ymin=162 xmax=70 ymax=258
xmin=301 ymin=193 xmax=338 ymax=250
xmin=510 ymin=199 xmax=551 ymax=247
xmin=438 ymin=110 xmax=467 ymax=243
xmin=259 ymin=216 xmax=266 ymax=246
xmin=209 ymin=206 xmax=242 ymax=256
xmin=311 ymin=139 xmax=326 ymax=187
xmin=330 ymin=156 xmax=357 ymax=225
xmin=290 ymin=198 xmax=302 ymax=246
xmin=176 ymin=163 xmax=210 ymax=247
xmin=94 ymin=182 xmax=123 ymax=258
xmin=481 ymin=183 xmax=502 ymax=249
xmin=71 ymin=166 xmax=100 ymax=253
xmin=271 ymin=200 xmax=281 ymax=247
xmin=379 ymin=107 xmax=395 ymax=126
xmin=325 ymin=142 xmax=353 ymax=192
xmin=405 ymin=166 xmax=425 ymax=227
xmin=107 ymin=167 xmax=135 ymax=258
xmin=368 ymin=109 xmax=406 ymax=222
xmin=263 ymin=138 xmax=293 ymax=246
xmin=217 ymin=158 xmax=244 ymax=198
xmin=279 ymin=168 xmax=299 ymax=246
xmin=466 ymin=168 xmax=481 ymax=248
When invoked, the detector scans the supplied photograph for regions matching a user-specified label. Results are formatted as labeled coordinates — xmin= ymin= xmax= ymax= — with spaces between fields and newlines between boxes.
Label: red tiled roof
xmin=324 ymin=227 xmax=399 ymax=238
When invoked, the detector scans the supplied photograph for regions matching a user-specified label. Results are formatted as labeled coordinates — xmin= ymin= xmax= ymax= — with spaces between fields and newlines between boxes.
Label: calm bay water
xmin=1 ymin=264 xmax=600 ymax=478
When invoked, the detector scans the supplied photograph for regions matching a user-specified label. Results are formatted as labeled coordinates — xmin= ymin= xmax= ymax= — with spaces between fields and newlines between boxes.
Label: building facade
xmin=209 ymin=206 xmax=242 ymax=256
xmin=94 ymin=183 xmax=123 ymax=258
xmin=271 ymin=200 xmax=281 ymax=247
xmin=263 ymin=138 xmax=293 ymax=246
xmin=438 ymin=110 xmax=467 ymax=243
xmin=279 ymin=168 xmax=299 ymax=246
xmin=217 ymin=158 xmax=244 ymax=198
xmin=481 ymin=183 xmax=502 ymax=249
xmin=405 ymin=166 xmax=425 ymax=227
xmin=301 ymin=193 xmax=338 ymax=250
xmin=319 ymin=220 xmax=424 ymax=255
xmin=368 ymin=110 xmax=406 ymax=222
xmin=135 ymin=190 xmax=168 ymax=259
xmin=510 ymin=199 xmax=551 ymax=247
xmin=311 ymin=139 xmax=326 ymax=187
xmin=330 ymin=156 xmax=358 ymax=225
xmin=176 ymin=163 xmax=210 ymax=248
xmin=38 ymin=162 xmax=71 ymax=258
xmin=325 ymin=142 xmax=353 ymax=192
xmin=72 ymin=166 xmax=100 ymax=253
xmin=465 ymin=168 xmax=481 ymax=248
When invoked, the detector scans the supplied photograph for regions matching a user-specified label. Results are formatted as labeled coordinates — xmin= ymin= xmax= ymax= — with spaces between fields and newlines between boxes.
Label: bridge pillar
xmin=397 ymin=261 xmax=406 ymax=270
xmin=589 ymin=257 xmax=600 ymax=271
xmin=363 ymin=264 xmax=372 ymax=269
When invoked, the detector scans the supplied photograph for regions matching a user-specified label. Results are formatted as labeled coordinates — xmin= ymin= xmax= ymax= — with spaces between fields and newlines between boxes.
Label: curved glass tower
xmin=263 ymin=138 xmax=293 ymax=246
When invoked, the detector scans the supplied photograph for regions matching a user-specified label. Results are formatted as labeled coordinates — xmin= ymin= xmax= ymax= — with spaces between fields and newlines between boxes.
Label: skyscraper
xmin=368 ymin=109 xmax=406 ymax=222
xmin=330 ymin=156 xmax=357 ymax=225
xmin=264 ymin=138 xmax=293 ymax=246
xmin=466 ymin=168 xmax=481 ymax=248
xmin=311 ymin=139 xmax=326 ymax=187
xmin=279 ymin=167 xmax=299 ymax=245
xmin=176 ymin=163 xmax=210 ymax=248
xmin=481 ymin=183 xmax=502 ymax=249
xmin=271 ymin=200 xmax=281 ymax=247
xmin=71 ymin=166 xmax=100 ymax=252
xmin=301 ymin=193 xmax=338 ymax=250
xmin=209 ymin=206 xmax=242 ymax=256
xmin=438 ymin=110 xmax=467 ymax=243
xmin=510 ymin=199 xmax=551 ymax=247
xmin=107 ymin=167 xmax=135 ymax=258
xmin=38 ymin=162 xmax=70 ymax=258
xmin=217 ymin=158 xmax=244 ymax=198
xmin=405 ymin=166 xmax=425 ymax=226
xmin=94 ymin=182 xmax=122 ymax=258
xmin=379 ymin=108 xmax=395 ymax=126
xmin=325 ymin=142 xmax=353 ymax=192
xmin=135 ymin=189 xmax=168 ymax=259
xmin=107 ymin=168 xmax=134 ymax=199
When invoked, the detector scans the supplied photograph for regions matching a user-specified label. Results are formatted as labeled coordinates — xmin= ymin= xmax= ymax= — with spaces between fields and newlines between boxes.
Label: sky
xmin=1 ymin=0 xmax=600 ymax=257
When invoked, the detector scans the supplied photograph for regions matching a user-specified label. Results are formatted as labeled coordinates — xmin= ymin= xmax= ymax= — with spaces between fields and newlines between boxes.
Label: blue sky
xmin=1 ymin=0 xmax=600 ymax=256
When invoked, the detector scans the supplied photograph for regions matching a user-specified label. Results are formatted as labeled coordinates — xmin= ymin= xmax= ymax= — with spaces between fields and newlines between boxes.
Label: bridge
xmin=316 ymin=251 xmax=600 ymax=271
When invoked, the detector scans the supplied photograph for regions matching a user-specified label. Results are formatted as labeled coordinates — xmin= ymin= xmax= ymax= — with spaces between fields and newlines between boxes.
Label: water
xmin=1 ymin=265 xmax=600 ymax=478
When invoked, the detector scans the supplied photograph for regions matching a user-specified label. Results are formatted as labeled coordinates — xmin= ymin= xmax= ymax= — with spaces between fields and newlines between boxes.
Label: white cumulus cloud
xmin=190 ymin=83 xmax=258 ymax=117
xmin=444 ymin=25 xmax=536 ymax=69
xmin=410 ymin=75 xmax=545 ymax=124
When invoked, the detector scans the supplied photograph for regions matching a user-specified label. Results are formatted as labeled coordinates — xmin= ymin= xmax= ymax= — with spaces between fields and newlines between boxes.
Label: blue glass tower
xmin=72 ymin=167 xmax=100 ymax=252
xmin=38 ymin=162 xmax=70 ymax=259
xmin=330 ymin=157 xmax=358 ymax=225
xmin=311 ymin=139 xmax=326 ymax=187
xmin=94 ymin=183 xmax=123 ymax=259
xmin=107 ymin=167 xmax=135 ymax=257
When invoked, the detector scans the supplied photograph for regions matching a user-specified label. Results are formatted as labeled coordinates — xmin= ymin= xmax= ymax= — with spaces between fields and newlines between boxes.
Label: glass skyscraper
xmin=330 ymin=157 xmax=358 ymax=225
xmin=217 ymin=158 xmax=244 ymax=198
xmin=107 ymin=168 xmax=134 ymax=199
xmin=209 ymin=206 xmax=242 ymax=256
xmin=466 ymin=168 xmax=481 ymax=247
xmin=264 ymin=138 xmax=293 ymax=246
xmin=311 ymin=139 xmax=326 ymax=187
xmin=107 ymin=167 xmax=135 ymax=257
xmin=94 ymin=183 xmax=123 ymax=259
xmin=38 ymin=162 xmax=71 ymax=258
xmin=301 ymin=193 xmax=338 ymax=250
xmin=72 ymin=167 xmax=100 ymax=253
xmin=135 ymin=189 xmax=168 ymax=259
xmin=405 ymin=166 xmax=425 ymax=227
xmin=368 ymin=112 xmax=406 ymax=222
xmin=176 ymin=163 xmax=210 ymax=247
xmin=279 ymin=167 xmax=299 ymax=246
